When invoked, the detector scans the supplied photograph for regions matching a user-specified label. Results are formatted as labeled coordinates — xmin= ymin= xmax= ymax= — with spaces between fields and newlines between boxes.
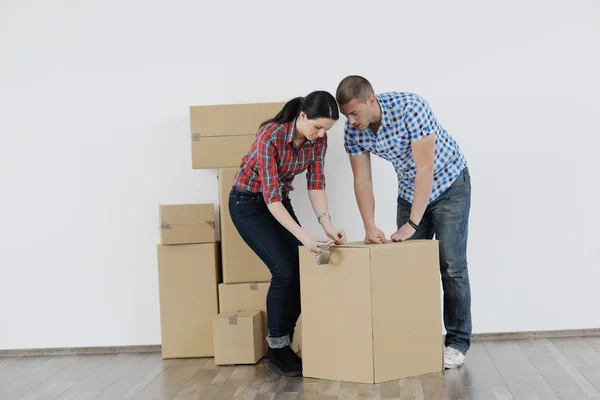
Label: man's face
xmin=339 ymin=95 xmax=376 ymax=131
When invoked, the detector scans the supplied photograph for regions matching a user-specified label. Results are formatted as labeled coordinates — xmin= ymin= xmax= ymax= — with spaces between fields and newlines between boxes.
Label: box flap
xmin=216 ymin=310 xmax=261 ymax=318
xmin=335 ymin=239 xmax=437 ymax=249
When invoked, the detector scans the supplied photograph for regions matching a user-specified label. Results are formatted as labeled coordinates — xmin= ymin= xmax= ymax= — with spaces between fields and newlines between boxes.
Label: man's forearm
xmin=354 ymin=180 xmax=377 ymax=230
xmin=410 ymin=168 xmax=434 ymax=225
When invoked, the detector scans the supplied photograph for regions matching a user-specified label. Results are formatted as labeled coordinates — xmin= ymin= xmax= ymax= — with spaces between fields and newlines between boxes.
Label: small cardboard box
xmin=217 ymin=168 xmax=271 ymax=283
xmin=191 ymin=135 xmax=255 ymax=169
xmin=159 ymin=204 xmax=215 ymax=245
xmin=218 ymin=283 xmax=302 ymax=354
xmin=213 ymin=310 xmax=263 ymax=366
xmin=156 ymin=243 xmax=219 ymax=359
xmin=190 ymin=102 xmax=286 ymax=136
xmin=299 ymin=240 xmax=443 ymax=383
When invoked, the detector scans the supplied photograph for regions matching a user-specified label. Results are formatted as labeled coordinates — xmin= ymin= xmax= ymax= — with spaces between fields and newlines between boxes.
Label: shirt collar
xmin=376 ymin=94 xmax=391 ymax=129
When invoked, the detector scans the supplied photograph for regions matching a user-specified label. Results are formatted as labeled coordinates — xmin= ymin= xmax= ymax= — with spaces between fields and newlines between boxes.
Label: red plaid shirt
xmin=232 ymin=119 xmax=327 ymax=204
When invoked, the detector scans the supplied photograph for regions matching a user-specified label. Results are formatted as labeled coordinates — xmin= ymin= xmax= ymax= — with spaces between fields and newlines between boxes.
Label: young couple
xmin=228 ymin=75 xmax=472 ymax=377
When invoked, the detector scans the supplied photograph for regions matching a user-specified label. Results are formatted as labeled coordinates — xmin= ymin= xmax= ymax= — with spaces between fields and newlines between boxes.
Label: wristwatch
xmin=317 ymin=212 xmax=331 ymax=224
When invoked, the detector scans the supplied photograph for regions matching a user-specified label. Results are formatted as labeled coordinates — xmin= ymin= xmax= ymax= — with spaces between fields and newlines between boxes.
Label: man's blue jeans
xmin=396 ymin=167 xmax=472 ymax=354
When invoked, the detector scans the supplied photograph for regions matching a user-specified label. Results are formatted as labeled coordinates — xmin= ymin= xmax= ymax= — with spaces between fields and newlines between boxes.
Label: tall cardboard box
xmin=189 ymin=101 xmax=285 ymax=170
xmin=218 ymin=168 xmax=271 ymax=283
xmin=298 ymin=240 xmax=443 ymax=383
xmin=159 ymin=204 xmax=215 ymax=245
xmin=156 ymin=243 xmax=219 ymax=359
xmin=218 ymin=283 xmax=302 ymax=354
xmin=213 ymin=310 xmax=263 ymax=366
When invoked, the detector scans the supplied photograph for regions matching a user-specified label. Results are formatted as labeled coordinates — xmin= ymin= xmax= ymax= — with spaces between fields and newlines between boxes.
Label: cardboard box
xmin=218 ymin=283 xmax=302 ymax=354
xmin=156 ymin=243 xmax=219 ymax=358
xmin=299 ymin=240 xmax=443 ymax=383
xmin=213 ymin=310 xmax=263 ymax=365
xmin=159 ymin=204 xmax=215 ymax=245
xmin=218 ymin=168 xmax=271 ymax=283
xmin=190 ymin=102 xmax=286 ymax=136
xmin=191 ymin=135 xmax=255 ymax=169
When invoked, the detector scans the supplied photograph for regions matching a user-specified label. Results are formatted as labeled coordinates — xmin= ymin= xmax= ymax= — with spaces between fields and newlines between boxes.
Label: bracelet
xmin=408 ymin=219 xmax=419 ymax=230
xmin=317 ymin=212 xmax=331 ymax=224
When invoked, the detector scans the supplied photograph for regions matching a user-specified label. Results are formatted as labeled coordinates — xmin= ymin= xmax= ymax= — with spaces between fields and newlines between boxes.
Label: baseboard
xmin=1 ymin=328 xmax=598 ymax=357
xmin=0 ymin=344 xmax=161 ymax=357
xmin=472 ymin=328 xmax=600 ymax=341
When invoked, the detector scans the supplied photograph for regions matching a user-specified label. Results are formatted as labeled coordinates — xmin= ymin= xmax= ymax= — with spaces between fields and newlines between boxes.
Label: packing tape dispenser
xmin=315 ymin=242 xmax=334 ymax=265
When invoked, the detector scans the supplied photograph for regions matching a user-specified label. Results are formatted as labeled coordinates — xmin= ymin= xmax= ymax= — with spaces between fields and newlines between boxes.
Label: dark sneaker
xmin=267 ymin=346 xmax=302 ymax=377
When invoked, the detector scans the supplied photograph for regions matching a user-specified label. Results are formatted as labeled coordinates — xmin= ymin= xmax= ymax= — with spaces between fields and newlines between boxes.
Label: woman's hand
xmin=298 ymin=232 xmax=330 ymax=255
xmin=324 ymin=225 xmax=347 ymax=245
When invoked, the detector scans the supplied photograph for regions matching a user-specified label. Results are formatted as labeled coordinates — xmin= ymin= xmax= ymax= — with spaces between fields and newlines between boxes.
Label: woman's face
xmin=298 ymin=113 xmax=337 ymax=141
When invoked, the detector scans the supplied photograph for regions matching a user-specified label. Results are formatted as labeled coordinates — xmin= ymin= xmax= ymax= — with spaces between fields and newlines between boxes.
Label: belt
xmin=231 ymin=186 xmax=289 ymax=199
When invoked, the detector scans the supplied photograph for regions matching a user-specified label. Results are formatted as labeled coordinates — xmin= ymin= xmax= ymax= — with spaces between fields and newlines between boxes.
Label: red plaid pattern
xmin=232 ymin=119 xmax=327 ymax=204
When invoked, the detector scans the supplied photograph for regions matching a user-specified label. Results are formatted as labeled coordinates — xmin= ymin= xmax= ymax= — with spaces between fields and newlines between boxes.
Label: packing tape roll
xmin=315 ymin=249 xmax=331 ymax=265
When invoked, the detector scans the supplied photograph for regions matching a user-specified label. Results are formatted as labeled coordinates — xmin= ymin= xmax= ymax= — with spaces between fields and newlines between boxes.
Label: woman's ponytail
xmin=260 ymin=91 xmax=339 ymax=127
xmin=260 ymin=97 xmax=303 ymax=126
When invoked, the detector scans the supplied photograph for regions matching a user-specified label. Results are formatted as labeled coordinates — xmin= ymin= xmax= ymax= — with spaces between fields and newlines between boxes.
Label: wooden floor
xmin=1 ymin=337 xmax=600 ymax=399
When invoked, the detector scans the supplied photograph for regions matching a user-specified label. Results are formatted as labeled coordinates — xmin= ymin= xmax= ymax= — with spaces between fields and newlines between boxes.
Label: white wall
xmin=1 ymin=0 xmax=599 ymax=350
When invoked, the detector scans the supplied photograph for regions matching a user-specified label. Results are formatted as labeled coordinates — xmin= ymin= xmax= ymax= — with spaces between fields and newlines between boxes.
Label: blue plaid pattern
xmin=344 ymin=92 xmax=467 ymax=203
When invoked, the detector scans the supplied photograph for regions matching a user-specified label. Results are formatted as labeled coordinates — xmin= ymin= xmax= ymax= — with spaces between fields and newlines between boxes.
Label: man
xmin=335 ymin=75 xmax=472 ymax=369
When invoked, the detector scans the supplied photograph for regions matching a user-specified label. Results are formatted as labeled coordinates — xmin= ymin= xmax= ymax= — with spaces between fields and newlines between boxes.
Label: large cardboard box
xmin=156 ymin=243 xmax=219 ymax=359
xmin=218 ymin=283 xmax=302 ymax=354
xmin=191 ymin=135 xmax=255 ymax=169
xmin=159 ymin=204 xmax=215 ymax=245
xmin=299 ymin=240 xmax=443 ymax=383
xmin=190 ymin=102 xmax=285 ymax=136
xmin=217 ymin=168 xmax=271 ymax=283
xmin=213 ymin=310 xmax=263 ymax=366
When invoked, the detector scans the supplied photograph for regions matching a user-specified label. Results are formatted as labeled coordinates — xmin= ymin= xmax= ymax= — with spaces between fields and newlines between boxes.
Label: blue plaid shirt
xmin=344 ymin=92 xmax=467 ymax=203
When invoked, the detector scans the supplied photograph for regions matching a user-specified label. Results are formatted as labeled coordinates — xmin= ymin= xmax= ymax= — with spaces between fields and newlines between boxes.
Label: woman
xmin=228 ymin=90 xmax=347 ymax=377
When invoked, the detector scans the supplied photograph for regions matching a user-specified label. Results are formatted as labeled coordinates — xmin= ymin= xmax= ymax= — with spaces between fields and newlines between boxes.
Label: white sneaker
xmin=444 ymin=346 xmax=466 ymax=369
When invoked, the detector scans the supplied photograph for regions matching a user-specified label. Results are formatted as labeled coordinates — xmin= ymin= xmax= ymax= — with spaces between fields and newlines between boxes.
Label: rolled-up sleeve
xmin=306 ymin=134 xmax=327 ymax=191
xmin=405 ymin=98 xmax=437 ymax=142
xmin=257 ymin=129 xmax=282 ymax=204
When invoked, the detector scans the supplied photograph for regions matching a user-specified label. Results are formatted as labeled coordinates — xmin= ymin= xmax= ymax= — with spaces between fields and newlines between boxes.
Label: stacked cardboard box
xmin=189 ymin=102 xmax=285 ymax=169
xmin=156 ymin=204 xmax=219 ymax=359
xmin=155 ymin=101 xmax=301 ymax=366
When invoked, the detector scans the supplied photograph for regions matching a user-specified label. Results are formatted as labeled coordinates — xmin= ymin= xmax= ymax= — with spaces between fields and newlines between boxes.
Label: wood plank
xmin=550 ymin=337 xmax=600 ymax=391
xmin=133 ymin=358 xmax=207 ymax=400
xmin=584 ymin=336 xmax=600 ymax=350
xmin=420 ymin=369 xmax=468 ymax=400
xmin=0 ymin=357 xmax=50 ymax=387
xmin=16 ymin=354 xmax=117 ymax=400
xmin=291 ymin=377 xmax=340 ymax=399
xmin=51 ymin=353 xmax=146 ymax=400
xmin=171 ymin=358 xmax=236 ymax=400
xmin=338 ymin=381 xmax=381 ymax=400
xmin=517 ymin=338 xmax=600 ymax=398
xmin=94 ymin=353 xmax=172 ymax=399
xmin=458 ymin=341 xmax=511 ymax=399
xmin=397 ymin=377 xmax=424 ymax=400
xmin=0 ymin=356 xmax=78 ymax=400
xmin=483 ymin=340 xmax=560 ymax=400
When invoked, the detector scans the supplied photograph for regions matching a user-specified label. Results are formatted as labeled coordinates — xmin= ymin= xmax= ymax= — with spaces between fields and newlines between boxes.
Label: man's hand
xmin=364 ymin=226 xmax=390 ymax=244
xmin=391 ymin=223 xmax=416 ymax=242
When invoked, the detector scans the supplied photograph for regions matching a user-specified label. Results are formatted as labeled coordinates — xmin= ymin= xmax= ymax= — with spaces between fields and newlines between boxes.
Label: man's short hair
xmin=336 ymin=75 xmax=375 ymax=106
